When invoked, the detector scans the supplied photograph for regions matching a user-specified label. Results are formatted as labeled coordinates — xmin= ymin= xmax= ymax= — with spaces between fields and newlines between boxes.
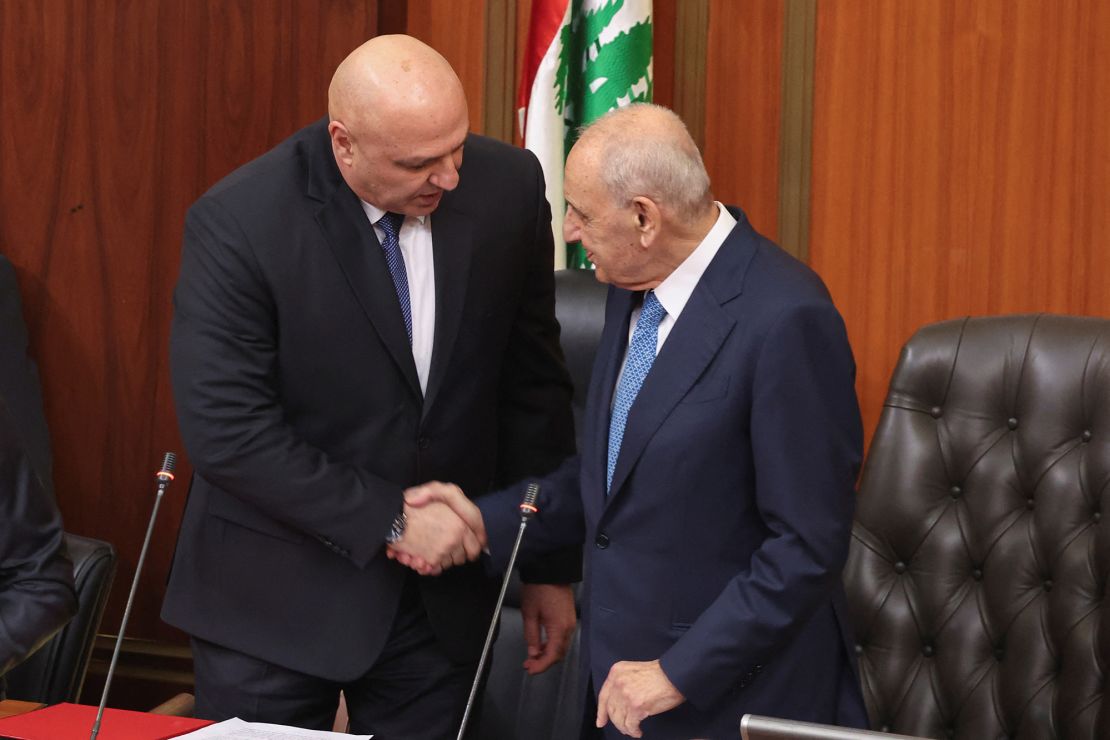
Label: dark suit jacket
xmin=0 ymin=256 xmax=53 ymax=496
xmin=0 ymin=256 xmax=75 ymax=681
xmin=483 ymin=209 xmax=868 ymax=738
xmin=162 ymin=119 xmax=576 ymax=680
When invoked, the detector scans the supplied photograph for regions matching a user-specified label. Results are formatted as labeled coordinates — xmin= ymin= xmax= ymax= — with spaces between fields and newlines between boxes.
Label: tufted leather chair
xmin=844 ymin=314 xmax=1109 ymax=739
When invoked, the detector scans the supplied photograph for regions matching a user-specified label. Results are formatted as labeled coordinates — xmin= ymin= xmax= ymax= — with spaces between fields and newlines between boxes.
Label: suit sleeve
xmin=0 ymin=402 xmax=76 ymax=676
xmin=658 ymin=301 xmax=862 ymax=708
xmin=479 ymin=454 xmax=586 ymax=575
xmin=493 ymin=152 xmax=581 ymax=585
xmin=170 ymin=196 xmax=403 ymax=569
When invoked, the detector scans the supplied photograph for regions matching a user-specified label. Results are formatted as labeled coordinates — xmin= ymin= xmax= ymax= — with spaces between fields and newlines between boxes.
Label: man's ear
xmin=328 ymin=121 xmax=355 ymax=167
xmin=631 ymin=196 xmax=661 ymax=247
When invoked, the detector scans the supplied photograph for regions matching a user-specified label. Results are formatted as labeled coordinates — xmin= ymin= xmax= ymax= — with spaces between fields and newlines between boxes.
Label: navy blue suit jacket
xmin=482 ymin=209 xmax=868 ymax=738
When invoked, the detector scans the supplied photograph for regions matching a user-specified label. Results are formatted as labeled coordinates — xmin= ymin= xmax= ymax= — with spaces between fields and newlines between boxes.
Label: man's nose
xmin=563 ymin=211 xmax=580 ymax=243
xmin=430 ymin=156 xmax=460 ymax=191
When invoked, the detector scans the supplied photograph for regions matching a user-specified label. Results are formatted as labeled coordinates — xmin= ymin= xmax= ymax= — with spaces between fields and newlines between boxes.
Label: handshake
xmin=385 ymin=481 xmax=487 ymax=576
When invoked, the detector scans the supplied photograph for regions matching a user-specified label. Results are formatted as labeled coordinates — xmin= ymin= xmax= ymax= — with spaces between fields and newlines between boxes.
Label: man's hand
xmin=386 ymin=482 xmax=486 ymax=576
xmin=520 ymin=583 xmax=576 ymax=675
xmin=596 ymin=659 xmax=685 ymax=738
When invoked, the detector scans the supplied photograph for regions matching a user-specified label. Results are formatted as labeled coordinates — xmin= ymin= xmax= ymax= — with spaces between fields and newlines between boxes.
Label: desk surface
xmin=0 ymin=700 xmax=45 ymax=719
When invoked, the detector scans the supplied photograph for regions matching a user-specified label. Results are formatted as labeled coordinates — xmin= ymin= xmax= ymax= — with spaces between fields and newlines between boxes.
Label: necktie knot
xmin=639 ymin=290 xmax=665 ymax=327
xmin=377 ymin=212 xmax=405 ymax=240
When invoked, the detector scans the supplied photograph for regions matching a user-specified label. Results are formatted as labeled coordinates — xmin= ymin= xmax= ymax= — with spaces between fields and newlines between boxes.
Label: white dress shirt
xmin=360 ymin=201 xmax=436 ymax=395
xmin=615 ymin=202 xmax=737 ymax=390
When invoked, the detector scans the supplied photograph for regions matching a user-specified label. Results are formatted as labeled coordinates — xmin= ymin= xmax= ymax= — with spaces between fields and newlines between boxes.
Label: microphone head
xmin=157 ymin=451 xmax=177 ymax=481
xmin=519 ymin=482 xmax=540 ymax=519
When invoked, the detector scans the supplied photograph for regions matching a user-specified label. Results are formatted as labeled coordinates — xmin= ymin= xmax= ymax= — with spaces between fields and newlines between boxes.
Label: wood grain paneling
xmin=652 ymin=0 xmax=676 ymax=110
xmin=810 ymin=1 xmax=1110 ymax=446
xmin=0 ymin=1 xmax=378 ymax=658
xmin=704 ymin=0 xmax=784 ymax=239
xmin=406 ymin=0 xmax=487 ymax=133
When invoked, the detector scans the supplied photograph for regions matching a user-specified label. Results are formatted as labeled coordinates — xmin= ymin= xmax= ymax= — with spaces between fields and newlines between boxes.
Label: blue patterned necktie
xmin=376 ymin=212 xmax=412 ymax=345
xmin=607 ymin=291 xmax=666 ymax=493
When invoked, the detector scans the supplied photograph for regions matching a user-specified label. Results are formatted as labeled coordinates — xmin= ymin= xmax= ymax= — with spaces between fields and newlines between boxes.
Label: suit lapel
xmin=307 ymin=127 xmax=421 ymax=399
xmin=603 ymin=213 xmax=757 ymax=505
xmin=604 ymin=288 xmax=734 ymax=504
xmin=422 ymin=198 xmax=474 ymax=416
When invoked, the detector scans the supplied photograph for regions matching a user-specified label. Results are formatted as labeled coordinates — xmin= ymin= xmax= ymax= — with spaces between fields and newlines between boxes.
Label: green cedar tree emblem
xmin=554 ymin=0 xmax=653 ymax=267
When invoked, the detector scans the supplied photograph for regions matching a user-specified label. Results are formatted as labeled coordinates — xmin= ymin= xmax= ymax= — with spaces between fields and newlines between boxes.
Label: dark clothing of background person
xmin=0 ymin=255 xmax=76 ymax=695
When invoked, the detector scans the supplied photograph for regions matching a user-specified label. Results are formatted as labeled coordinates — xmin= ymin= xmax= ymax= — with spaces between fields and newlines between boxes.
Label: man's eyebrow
xmin=565 ymin=196 xmax=584 ymax=217
xmin=395 ymin=138 xmax=467 ymax=168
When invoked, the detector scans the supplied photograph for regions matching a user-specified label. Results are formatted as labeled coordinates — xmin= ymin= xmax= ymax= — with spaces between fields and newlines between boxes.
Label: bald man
xmin=162 ymin=36 xmax=577 ymax=737
xmin=402 ymin=104 xmax=869 ymax=738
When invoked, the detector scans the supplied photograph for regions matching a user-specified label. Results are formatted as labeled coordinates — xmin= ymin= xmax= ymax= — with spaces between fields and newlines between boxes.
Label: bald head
xmin=326 ymin=36 xmax=470 ymax=216
xmin=329 ymin=35 xmax=466 ymax=132
xmin=571 ymin=103 xmax=712 ymax=223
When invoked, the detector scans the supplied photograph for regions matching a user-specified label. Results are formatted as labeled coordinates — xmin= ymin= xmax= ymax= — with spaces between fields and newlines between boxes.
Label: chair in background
xmin=5 ymin=533 xmax=116 ymax=704
xmin=476 ymin=574 xmax=584 ymax=739
xmin=844 ymin=315 xmax=1109 ymax=738
xmin=552 ymin=267 xmax=609 ymax=431
xmin=475 ymin=268 xmax=608 ymax=739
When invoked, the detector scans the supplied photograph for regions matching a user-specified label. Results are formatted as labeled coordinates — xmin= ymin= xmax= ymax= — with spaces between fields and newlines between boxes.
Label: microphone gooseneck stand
xmin=455 ymin=482 xmax=541 ymax=740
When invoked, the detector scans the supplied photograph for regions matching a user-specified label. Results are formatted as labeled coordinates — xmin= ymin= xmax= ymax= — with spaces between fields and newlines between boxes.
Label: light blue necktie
xmin=376 ymin=212 xmax=413 ymax=345
xmin=607 ymin=291 xmax=666 ymax=493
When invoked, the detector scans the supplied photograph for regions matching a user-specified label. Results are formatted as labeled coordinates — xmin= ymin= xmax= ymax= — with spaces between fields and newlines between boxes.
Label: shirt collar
xmin=652 ymin=202 xmax=736 ymax=320
xmin=360 ymin=199 xmax=427 ymax=226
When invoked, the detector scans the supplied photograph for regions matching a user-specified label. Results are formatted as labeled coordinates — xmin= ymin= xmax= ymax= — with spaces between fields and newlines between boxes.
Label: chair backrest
xmin=475 ymin=269 xmax=607 ymax=739
xmin=476 ymin=574 xmax=584 ymax=740
xmin=553 ymin=268 xmax=609 ymax=434
xmin=844 ymin=314 xmax=1109 ymax=739
xmin=5 ymin=533 xmax=117 ymax=704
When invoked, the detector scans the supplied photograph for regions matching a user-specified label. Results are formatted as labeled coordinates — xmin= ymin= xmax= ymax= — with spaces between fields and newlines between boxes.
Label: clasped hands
xmin=385 ymin=481 xmax=485 ymax=576
xmin=385 ymin=481 xmax=577 ymax=676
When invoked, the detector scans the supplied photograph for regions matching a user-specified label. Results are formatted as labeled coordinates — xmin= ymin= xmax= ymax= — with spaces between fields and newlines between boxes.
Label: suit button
xmin=595 ymin=533 xmax=610 ymax=549
xmin=417 ymin=436 xmax=430 ymax=450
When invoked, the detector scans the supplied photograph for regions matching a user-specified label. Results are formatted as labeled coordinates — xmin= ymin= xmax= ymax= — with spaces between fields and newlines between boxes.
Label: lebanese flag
xmin=518 ymin=0 xmax=572 ymax=267
xmin=518 ymin=1 xmax=653 ymax=268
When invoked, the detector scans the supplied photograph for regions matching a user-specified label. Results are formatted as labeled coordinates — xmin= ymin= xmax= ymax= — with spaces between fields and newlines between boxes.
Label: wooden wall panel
xmin=0 ymin=1 xmax=378 ymax=656
xmin=651 ymin=0 xmax=676 ymax=110
xmin=407 ymin=0 xmax=488 ymax=133
xmin=810 ymin=0 xmax=1110 ymax=446
xmin=703 ymin=0 xmax=784 ymax=240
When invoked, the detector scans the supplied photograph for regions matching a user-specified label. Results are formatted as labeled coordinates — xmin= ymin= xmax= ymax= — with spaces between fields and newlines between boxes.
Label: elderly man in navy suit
xmin=398 ymin=104 xmax=869 ymax=739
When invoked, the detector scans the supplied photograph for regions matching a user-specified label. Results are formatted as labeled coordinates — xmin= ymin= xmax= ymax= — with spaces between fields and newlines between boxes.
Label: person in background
xmin=0 ymin=254 xmax=76 ymax=696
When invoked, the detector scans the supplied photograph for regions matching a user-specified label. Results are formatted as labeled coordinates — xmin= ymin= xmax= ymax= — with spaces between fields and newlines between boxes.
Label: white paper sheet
xmin=178 ymin=717 xmax=372 ymax=739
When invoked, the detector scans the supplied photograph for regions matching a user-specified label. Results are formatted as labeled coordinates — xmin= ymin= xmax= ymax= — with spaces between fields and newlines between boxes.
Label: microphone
xmin=90 ymin=452 xmax=177 ymax=740
xmin=456 ymin=482 xmax=541 ymax=740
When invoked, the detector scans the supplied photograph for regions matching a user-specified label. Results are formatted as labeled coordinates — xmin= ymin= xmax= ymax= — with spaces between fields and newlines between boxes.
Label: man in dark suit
xmin=0 ymin=255 xmax=76 ymax=694
xmin=401 ymin=104 xmax=868 ymax=738
xmin=162 ymin=35 xmax=577 ymax=737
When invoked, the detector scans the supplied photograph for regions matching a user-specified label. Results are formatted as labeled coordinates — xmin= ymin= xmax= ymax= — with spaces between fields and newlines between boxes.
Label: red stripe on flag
xmin=517 ymin=0 xmax=570 ymax=115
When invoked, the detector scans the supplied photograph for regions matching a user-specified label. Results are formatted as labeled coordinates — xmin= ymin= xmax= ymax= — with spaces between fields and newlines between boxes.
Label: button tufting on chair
xmin=844 ymin=314 xmax=1109 ymax=739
